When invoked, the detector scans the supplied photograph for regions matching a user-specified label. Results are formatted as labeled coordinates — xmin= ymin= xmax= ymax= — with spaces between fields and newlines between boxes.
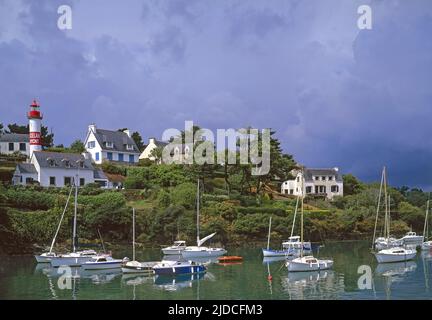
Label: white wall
xmin=0 ymin=141 xmax=29 ymax=156
xmin=38 ymin=167 xmax=94 ymax=187
xmin=281 ymin=172 xmax=344 ymax=199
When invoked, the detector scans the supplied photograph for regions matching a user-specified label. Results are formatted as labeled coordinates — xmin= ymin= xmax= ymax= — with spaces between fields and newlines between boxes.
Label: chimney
xmin=334 ymin=167 xmax=339 ymax=172
xmin=88 ymin=124 xmax=97 ymax=133
xmin=124 ymin=129 xmax=131 ymax=137
xmin=149 ymin=137 xmax=156 ymax=144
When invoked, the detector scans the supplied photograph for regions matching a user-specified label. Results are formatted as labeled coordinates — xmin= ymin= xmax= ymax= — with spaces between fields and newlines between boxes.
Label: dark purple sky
xmin=1 ymin=0 xmax=432 ymax=189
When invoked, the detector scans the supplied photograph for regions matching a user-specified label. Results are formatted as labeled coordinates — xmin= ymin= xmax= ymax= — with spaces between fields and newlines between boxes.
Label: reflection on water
xmin=2 ymin=242 xmax=432 ymax=299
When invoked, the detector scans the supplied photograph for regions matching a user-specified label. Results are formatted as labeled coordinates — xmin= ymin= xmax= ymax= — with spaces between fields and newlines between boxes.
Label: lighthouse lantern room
xmin=27 ymin=99 xmax=43 ymax=158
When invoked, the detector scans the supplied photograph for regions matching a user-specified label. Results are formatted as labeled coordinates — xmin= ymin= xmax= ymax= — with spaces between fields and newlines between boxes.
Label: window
xmin=48 ymin=159 xmax=56 ymax=167
xmin=49 ymin=177 xmax=56 ymax=186
xmin=306 ymin=186 xmax=312 ymax=194
xmin=126 ymin=144 xmax=134 ymax=151
xmin=78 ymin=161 xmax=85 ymax=169
xmin=314 ymin=176 xmax=319 ymax=181
xmin=107 ymin=152 xmax=113 ymax=161
xmin=321 ymin=176 xmax=326 ymax=181
xmin=95 ymin=152 xmax=100 ymax=161
xmin=106 ymin=142 xmax=113 ymax=148
xmin=25 ymin=177 xmax=33 ymax=184
xmin=329 ymin=176 xmax=334 ymax=181
xmin=87 ymin=141 xmax=95 ymax=149
xmin=64 ymin=177 xmax=72 ymax=186
xmin=118 ymin=153 xmax=124 ymax=162
xmin=296 ymin=177 xmax=300 ymax=182
xmin=8 ymin=143 xmax=14 ymax=151
xmin=80 ymin=178 xmax=85 ymax=186
xmin=19 ymin=143 xmax=26 ymax=151
xmin=129 ymin=154 xmax=134 ymax=163
xmin=331 ymin=185 xmax=339 ymax=193
xmin=290 ymin=189 xmax=294 ymax=195
xmin=63 ymin=160 xmax=71 ymax=168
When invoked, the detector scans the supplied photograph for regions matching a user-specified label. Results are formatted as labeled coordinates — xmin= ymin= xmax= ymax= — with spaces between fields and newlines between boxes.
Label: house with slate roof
xmin=12 ymin=151 xmax=110 ymax=188
xmin=0 ymin=133 xmax=30 ymax=157
xmin=281 ymin=167 xmax=344 ymax=200
xmin=84 ymin=124 xmax=140 ymax=164
xmin=139 ymin=137 xmax=193 ymax=164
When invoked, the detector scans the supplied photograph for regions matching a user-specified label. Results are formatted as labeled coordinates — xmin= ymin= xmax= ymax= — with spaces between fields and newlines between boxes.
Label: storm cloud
xmin=1 ymin=0 xmax=432 ymax=188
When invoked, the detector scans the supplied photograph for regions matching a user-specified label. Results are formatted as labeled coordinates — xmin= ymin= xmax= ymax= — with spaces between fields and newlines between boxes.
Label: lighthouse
xmin=27 ymin=99 xmax=43 ymax=158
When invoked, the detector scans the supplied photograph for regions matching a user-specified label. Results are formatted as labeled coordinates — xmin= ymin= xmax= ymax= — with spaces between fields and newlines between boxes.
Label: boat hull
xmin=50 ymin=256 xmax=94 ymax=268
xmin=82 ymin=261 xmax=123 ymax=270
xmin=181 ymin=248 xmax=227 ymax=258
xmin=262 ymin=249 xmax=293 ymax=257
xmin=374 ymin=251 xmax=417 ymax=263
xmin=34 ymin=254 xmax=56 ymax=263
xmin=153 ymin=265 xmax=206 ymax=276
xmin=162 ymin=248 xmax=185 ymax=255
xmin=286 ymin=257 xmax=333 ymax=272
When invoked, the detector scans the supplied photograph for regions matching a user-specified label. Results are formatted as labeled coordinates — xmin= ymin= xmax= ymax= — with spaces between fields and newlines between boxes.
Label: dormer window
xmin=47 ymin=158 xmax=56 ymax=167
xmin=87 ymin=141 xmax=95 ymax=149
xmin=126 ymin=144 xmax=134 ymax=151
xmin=106 ymin=142 xmax=113 ymax=148
xmin=76 ymin=160 xmax=85 ymax=169
xmin=62 ymin=159 xmax=71 ymax=168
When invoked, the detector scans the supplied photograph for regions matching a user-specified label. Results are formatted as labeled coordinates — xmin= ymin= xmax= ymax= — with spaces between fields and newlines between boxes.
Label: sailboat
xmin=181 ymin=179 xmax=227 ymax=259
xmin=262 ymin=196 xmax=312 ymax=257
xmin=372 ymin=167 xmax=416 ymax=263
xmin=373 ymin=168 xmax=402 ymax=250
xmin=122 ymin=208 xmax=156 ymax=274
xmin=50 ymin=176 xmax=105 ymax=268
xmin=34 ymin=184 xmax=74 ymax=263
xmin=422 ymin=199 xmax=432 ymax=250
xmin=285 ymin=170 xmax=334 ymax=272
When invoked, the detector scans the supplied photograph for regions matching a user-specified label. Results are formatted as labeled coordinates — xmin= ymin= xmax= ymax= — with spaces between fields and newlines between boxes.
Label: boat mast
xmin=424 ymin=200 xmax=430 ymax=240
xmin=300 ymin=169 xmax=304 ymax=258
xmin=196 ymin=178 xmax=200 ymax=247
xmin=49 ymin=184 xmax=73 ymax=253
xmin=383 ymin=167 xmax=388 ymax=240
xmin=72 ymin=174 xmax=78 ymax=253
xmin=290 ymin=195 xmax=300 ymax=238
xmin=372 ymin=168 xmax=385 ymax=249
xmin=132 ymin=207 xmax=136 ymax=261
xmin=267 ymin=216 xmax=272 ymax=250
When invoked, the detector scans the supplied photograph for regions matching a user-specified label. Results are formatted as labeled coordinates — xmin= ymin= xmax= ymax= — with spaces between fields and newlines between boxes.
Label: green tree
xmin=171 ymin=182 xmax=196 ymax=209
xmin=131 ymin=131 xmax=144 ymax=151
xmin=343 ymin=174 xmax=363 ymax=195
xmin=69 ymin=140 xmax=85 ymax=153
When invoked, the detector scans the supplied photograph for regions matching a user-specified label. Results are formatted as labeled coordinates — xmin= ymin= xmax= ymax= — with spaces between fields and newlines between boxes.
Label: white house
xmin=12 ymin=151 xmax=110 ymax=188
xmin=281 ymin=167 xmax=344 ymax=200
xmin=84 ymin=124 xmax=140 ymax=165
xmin=139 ymin=137 xmax=193 ymax=164
xmin=0 ymin=133 xmax=29 ymax=157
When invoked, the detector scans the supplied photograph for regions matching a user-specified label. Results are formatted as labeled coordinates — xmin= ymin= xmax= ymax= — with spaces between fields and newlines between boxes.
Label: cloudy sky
xmin=1 ymin=0 xmax=432 ymax=188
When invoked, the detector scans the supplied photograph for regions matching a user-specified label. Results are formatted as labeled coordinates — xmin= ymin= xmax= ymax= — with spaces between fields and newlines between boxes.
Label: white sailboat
xmin=50 ymin=176 xmax=103 ymax=268
xmin=181 ymin=179 xmax=227 ymax=259
xmin=34 ymin=184 xmax=74 ymax=263
xmin=372 ymin=167 xmax=416 ymax=263
xmin=162 ymin=241 xmax=187 ymax=255
xmin=372 ymin=167 xmax=402 ymax=250
xmin=286 ymin=170 xmax=333 ymax=272
xmin=422 ymin=200 xmax=432 ymax=250
xmin=262 ymin=196 xmax=311 ymax=257
xmin=122 ymin=208 xmax=156 ymax=274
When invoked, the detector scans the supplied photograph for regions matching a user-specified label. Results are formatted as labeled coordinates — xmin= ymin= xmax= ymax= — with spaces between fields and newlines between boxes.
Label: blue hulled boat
xmin=152 ymin=260 xmax=206 ymax=275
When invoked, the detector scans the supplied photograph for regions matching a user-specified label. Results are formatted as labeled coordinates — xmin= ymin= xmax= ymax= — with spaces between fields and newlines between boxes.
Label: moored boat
xmin=153 ymin=260 xmax=206 ymax=276
xmin=286 ymin=255 xmax=334 ymax=272
xmin=82 ymin=256 xmax=124 ymax=270
xmin=162 ymin=241 xmax=187 ymax=255
xmin=374 ymin=247 xmax=417 ymax=263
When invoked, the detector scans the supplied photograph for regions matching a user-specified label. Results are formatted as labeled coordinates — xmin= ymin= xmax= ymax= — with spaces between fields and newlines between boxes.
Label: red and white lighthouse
xmin=27 ymin=99 xmax=43 ymax=158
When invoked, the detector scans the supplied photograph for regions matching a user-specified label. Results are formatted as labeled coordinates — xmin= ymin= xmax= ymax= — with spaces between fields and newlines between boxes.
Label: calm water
xmin=1 ymin=241 xmax=431 ymax=300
